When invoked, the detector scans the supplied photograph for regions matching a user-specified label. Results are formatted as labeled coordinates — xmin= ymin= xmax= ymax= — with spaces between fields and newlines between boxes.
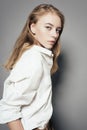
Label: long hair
xmin=5 ymin=4 xmax=65 ymax=74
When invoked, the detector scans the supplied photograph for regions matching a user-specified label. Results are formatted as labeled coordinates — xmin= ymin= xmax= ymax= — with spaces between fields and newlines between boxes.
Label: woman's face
xmin=30 ymin=13 xmax=61 ymax=50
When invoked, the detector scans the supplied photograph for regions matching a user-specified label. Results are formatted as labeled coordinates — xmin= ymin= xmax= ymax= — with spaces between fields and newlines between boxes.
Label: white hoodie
xmin=0 ymin=45 xmax=53 ymax=130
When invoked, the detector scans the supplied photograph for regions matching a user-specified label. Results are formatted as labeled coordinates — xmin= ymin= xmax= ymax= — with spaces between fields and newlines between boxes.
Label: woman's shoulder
xmin=14 ymin=45 xmax=43 ymax=69
xmin=22 ymin=45 xmax=42 ymax=60
xmin=9 ymin=45 xmax=43 ymax=81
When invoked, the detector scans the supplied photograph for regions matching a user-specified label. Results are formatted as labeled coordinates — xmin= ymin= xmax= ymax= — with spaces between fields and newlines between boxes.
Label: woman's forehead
xmin=37 ymin=13 xmax=61 ymax=27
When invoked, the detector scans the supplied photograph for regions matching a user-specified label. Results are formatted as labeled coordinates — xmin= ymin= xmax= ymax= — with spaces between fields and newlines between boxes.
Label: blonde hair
xmin=5 ymin=4 xmax=65 ymax=74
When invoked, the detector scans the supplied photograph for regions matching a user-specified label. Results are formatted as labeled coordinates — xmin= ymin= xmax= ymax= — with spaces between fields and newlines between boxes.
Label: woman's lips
xmin=48 ymin=41 xmax=55 ymax=45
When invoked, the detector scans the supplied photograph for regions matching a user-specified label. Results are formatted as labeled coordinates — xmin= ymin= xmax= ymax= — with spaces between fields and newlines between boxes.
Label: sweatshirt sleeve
xmin=0 ymin=50 xmax=43 ymax=124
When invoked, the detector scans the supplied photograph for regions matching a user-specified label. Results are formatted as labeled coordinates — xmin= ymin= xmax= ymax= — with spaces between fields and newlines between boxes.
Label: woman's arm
xmin=0 ymin=52 xmax=43 ymax=126
xmin=7 ymin=119 xmax=24 ymax=130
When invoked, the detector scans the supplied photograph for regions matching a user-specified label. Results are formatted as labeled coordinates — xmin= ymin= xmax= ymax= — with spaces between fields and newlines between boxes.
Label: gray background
xmin=0 ymin=0 xmax=87 ymax=130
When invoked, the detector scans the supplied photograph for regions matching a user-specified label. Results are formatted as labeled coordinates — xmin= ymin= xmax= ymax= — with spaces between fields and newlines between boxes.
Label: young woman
xmin=0 ymin=4 xmax=65 ymax=130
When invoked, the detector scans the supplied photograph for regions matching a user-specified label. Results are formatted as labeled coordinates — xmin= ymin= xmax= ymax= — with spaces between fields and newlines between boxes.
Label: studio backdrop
xmin=0 ymin=0 xmax=87 ymax=130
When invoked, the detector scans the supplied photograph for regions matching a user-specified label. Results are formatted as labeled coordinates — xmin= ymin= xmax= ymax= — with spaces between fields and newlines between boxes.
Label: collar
xmin=32 ymin=45 xmax=54 ymax=57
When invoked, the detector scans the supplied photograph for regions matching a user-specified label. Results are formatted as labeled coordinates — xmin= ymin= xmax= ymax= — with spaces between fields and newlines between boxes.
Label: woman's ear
xmin=30 ymin=23 xmax=36 ymax=35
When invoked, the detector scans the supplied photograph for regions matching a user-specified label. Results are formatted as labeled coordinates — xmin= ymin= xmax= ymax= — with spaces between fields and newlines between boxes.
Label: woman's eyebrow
xmin=45 ymin=23 xmax=61 ymax=28
xmin=45 ymin=23 xmax=54 ymax=26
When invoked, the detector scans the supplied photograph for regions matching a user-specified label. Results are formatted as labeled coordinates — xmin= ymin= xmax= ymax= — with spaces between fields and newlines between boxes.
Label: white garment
xmin=0 ymin=45 xmax=53 ymax=130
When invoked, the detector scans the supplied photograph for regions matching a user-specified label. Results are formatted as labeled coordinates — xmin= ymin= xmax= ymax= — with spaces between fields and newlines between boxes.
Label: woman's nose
xmin=51 ymin=30 xmax=59 ymax=39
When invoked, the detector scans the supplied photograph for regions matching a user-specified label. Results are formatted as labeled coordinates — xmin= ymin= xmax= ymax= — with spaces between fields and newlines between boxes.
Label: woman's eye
xmin=45 ymin=26 xmax=52 ymax=30
xmin=56 ymin=28 xmax=61 ymax=33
